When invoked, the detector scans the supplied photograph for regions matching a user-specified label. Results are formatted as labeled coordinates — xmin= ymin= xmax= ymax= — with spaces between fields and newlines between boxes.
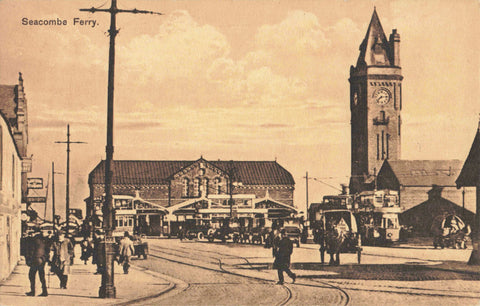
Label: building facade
xmin=350 ymin=9 xmax=403 ymax=193
xmin=0 ymin=73 xmax=30 ymax=280
xmin=86 ymin=158 xmax=296 ymax=235
xmin=377 ymin=159 xmax=476 ymax=235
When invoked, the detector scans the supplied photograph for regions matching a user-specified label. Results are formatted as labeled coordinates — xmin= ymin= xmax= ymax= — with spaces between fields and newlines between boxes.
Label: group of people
xmin=23 ymin=228 xmax=136 ymax=297
xmin=23 ymin=228 xmax=74 ymax=297
xmin=81 ymin=231 xmax=135 ymax=274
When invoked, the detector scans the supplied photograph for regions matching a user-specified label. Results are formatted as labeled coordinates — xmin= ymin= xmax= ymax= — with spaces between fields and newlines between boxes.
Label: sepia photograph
xmin=0 ymin=0 xmax=479 ymax=305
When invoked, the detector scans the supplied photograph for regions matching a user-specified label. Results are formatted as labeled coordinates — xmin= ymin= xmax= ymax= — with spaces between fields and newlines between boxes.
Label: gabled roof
xmin=385 ymin=160 xmax=464 ymax=187
xmin=89 ymin=159 xmax=295 ymax=186
xmin=0 ymin=85 xmax=18 ymax=125
xmin=456 ymin=127 xmax=480 ymax=187
xmin=211 ymin=160 xmax=294 ymax=185
xmin=356 ymin=8 xmax=392 ymax=67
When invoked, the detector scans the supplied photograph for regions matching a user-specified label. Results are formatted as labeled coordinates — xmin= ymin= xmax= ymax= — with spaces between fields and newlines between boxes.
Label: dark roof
xmin=456 ymin=128 xmax=480 ymax=187
xmin=356 ymin=8 xmax=392 ymax=67
xmin=89 ymin=159 xmax=295 ymax=186
xmin=386 ymin=160 xmax=464 ymax=186
xmin=0 ymin=85 xmax=17 ymax=123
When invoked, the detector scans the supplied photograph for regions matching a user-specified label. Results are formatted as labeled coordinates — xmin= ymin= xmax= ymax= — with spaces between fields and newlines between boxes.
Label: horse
xmin=315 ymin=218 xmax=349 ymax=266
xmin=324 ymin=223 xmax=347 ymax=266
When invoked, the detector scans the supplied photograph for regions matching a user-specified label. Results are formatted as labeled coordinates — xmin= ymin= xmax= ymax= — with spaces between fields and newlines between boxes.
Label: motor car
xmin=131 ymin=235 xmax=149 ymax=259
xmin=185 ymin=224 xmax=211 ymax=240
xmin=113 ymin=235 xmax=149 ymax=259
xmin=207 ymin=226 xmax=238 ymax=242
xmin=283 ymin=226 xmax=301 ymax=247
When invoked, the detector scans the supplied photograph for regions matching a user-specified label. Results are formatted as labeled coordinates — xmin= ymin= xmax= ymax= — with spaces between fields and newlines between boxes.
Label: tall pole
xmin=80 ymin=1 xmax=162 ymax=298
xmin=228 ymin=162 xmax=235 ymax=219
xmin=55 ymin=124 xmax=86 ymax=237
xmin=52 ymin=162 xmax=64 ymax=235
xmin=52 ymin=162 xmax=55 ymax=231
xmin=305 ymin=171 xmax=309 ymax=222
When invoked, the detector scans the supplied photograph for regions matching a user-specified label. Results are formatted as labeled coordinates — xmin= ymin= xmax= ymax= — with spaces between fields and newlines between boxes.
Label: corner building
xmin=0 ymin=73 xmax=30 ymax=281
xmin=350 ymin=9 xmax=402 ymax=193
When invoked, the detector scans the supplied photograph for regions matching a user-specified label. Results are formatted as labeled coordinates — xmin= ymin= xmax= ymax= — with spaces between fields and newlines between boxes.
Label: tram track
xmin=145 ymin=243 xmax=349 ymax=306
xmin=129 ymin=240 xmax=480 ymax=305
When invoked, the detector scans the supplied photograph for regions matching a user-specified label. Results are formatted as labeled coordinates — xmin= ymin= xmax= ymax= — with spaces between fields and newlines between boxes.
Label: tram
xmin=354 ymin=190 xmax=402 ymax=245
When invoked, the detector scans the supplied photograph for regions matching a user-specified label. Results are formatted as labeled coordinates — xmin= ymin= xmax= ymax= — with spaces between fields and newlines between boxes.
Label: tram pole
xmin=79 ymin=1 xmax=162 ymax=298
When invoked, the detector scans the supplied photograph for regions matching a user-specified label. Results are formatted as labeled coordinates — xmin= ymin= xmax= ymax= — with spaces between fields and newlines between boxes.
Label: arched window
xmin=203 ymin=178 xmax=209 ymax=197
xmin=214 ymin=178 xmax=221 ymax=194
xmin=183 ymin=178 xmax=189 ymax=197
xmin=194 ymin=178 xmax=201 ymax=197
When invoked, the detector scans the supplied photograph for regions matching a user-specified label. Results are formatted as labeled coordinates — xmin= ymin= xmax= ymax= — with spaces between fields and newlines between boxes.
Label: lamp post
xmin=79 ymin=0 xmax=162 ymax=298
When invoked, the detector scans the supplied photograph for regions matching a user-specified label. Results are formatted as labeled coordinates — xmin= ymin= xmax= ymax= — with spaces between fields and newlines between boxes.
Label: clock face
xmin=375 ymin=88 xmax=391 ymax=105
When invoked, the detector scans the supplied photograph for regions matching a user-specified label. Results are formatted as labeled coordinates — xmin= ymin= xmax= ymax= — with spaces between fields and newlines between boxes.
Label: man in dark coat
xmin=24 ymin=228 xmax=51 ymax=296
xmin=273 ymin=228 xmax=296 ymax=285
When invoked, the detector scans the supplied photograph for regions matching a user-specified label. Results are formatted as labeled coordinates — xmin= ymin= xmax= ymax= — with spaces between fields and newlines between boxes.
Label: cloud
xmin=118 ymin=10 xmax=230 ymax=84
xmin=255 ymin=10 xmax=330 ymax=55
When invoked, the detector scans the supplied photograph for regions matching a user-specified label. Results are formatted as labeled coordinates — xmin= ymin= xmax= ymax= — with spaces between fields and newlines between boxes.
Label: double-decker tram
xmin=354 ymin=190 xmax=402 ymax=245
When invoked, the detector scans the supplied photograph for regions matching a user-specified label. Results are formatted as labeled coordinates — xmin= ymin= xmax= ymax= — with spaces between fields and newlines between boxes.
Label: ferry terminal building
xmin=85 ymin=158 xmax=296 ymax=235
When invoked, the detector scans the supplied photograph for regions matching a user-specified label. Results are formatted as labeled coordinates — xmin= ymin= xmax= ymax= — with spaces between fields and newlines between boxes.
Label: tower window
xmin=381 ymin=131 xmax=385 ymax=160
xmin=386 ymin=134 xmax=390 ymax=159
xmin=380 ymin=111 xmax=386 ymax=121
xmin=398 ymin=115 xmax=401 ymax=136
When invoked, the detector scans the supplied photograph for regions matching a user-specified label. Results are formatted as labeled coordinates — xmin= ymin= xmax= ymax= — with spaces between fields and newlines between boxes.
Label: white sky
xmin=0 ymin=0 xmax=478 ymax=221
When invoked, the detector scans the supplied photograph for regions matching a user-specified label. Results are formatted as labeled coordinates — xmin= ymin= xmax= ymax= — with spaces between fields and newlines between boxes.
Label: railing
xmin=373 ymin=116 xmax=390 ymax=125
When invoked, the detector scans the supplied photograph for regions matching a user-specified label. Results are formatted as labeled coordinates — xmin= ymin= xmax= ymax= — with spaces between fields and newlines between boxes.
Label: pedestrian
xmin=273 ymin=228 xmax=296 ymax=285
xmin=178 ymin=226 xmax=185 ymax=241
xmin=119 ymin=231 xmax=135 ymax=274
xmin=272 ymin=229 xmax=280 ymax=257
xmin=92 ymin=231 xmax=105 ymax=274
xmin=313 ymin=224 xmax=326 ymax=264
xmin=24 ymin=227 xmax=51 ymax=297
xmin=80 ymin=237 xmax=93 ymax=264
xmin=51 ymin=231 xmax=74 ymax=289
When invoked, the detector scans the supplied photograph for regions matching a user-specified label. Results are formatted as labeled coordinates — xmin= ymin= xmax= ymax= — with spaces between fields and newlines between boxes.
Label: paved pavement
xmin=0 ymin=245 xmax=173 ymax=306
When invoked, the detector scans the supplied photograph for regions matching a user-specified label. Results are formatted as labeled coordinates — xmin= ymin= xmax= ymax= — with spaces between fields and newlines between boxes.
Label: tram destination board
xmin=26 ymin=196 xmax=47 ymax=203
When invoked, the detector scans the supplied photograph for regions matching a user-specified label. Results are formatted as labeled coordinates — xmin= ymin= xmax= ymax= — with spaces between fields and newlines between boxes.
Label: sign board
xmin=27 ymin=178 xmax=43 ymax=189
xmin=26 ymin=196 xmax=47 ymax=204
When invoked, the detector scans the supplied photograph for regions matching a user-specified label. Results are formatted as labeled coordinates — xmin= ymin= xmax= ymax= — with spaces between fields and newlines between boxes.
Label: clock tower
xmin=349 ymin=9 xmax=403 ymax=193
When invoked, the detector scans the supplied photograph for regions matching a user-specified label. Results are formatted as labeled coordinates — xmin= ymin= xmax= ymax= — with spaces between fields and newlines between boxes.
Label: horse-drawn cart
xmin=311 ymin=206 xmax=362 ymax=265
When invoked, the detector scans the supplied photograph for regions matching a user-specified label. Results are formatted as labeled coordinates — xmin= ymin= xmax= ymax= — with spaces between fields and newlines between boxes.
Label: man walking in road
xmin=119 ymin=231 xmax=135 ymax=274
xmin=24 ymin=227 xmax=51 ymax=297
xmin=273 ymin=228 xmax=296 ymax=285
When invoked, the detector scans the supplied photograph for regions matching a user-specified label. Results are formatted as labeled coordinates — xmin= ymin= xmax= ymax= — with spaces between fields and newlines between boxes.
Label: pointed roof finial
xmin=478 ymin=113 xmax=480 ymax=131
xmin=18 ymin=72 xmax=23 ymax=85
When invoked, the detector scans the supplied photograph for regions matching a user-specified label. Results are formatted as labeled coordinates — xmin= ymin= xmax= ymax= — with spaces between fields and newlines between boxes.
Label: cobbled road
xmin=128 ymin=239 xmax=480 ymax=306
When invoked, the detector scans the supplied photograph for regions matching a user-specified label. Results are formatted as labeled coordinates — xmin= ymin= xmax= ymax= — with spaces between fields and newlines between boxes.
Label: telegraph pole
xmin=52 ymin=162 xmax=64 ymax=235
xmin=55 ymin=124 xmax=86 ymax=237
xmin=228 ymin=161 xmax=236 ymax=219
xmin=52 ymin=162 xmax=55 ymax=231
xmin=80 ymin=0 xmax=162 ymax=298
xmin=305 ymin=171 xmax=309 ymax=221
